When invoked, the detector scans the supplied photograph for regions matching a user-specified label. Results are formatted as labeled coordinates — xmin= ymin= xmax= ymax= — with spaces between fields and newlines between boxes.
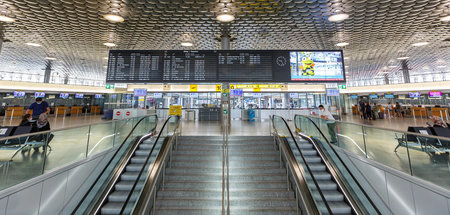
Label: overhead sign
xmin=190 ymin=84 xmax=198 ymax=92
xmin=106 ymin=50 xmax=345 ymax=83
xmin=169 ymin=105 xmax=182 ymax=116
xmin=106 ymin=84 xmax=114 ymax=89
xmin=216 ymin=84 xmax=222 ymax=92
xmin=338 ymin=84 xmax=347 ymax=89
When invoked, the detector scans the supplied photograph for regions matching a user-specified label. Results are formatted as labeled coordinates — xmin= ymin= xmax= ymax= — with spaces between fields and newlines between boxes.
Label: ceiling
xmin=0 ymin=0 xmax=449 ymax=86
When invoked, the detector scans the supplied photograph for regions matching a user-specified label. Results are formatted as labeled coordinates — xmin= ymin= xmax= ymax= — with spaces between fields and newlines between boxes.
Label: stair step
xmin=101 ymin=202 xmax=131 ymax=215
xmin=154 ymin=208 xmax=297 ymax=215
xmin=166 ymin=167 xmax=285 ymax=175
xmin=155 ymin=198 xmax=296 ymax=208
xmin=125 ymin=163 xmax=144 ymax=172
xmin=157 ymin=190 xmax=295 ymax=199
xmin=320 ymin=201 xmax=352 ymax=214
xmin=313 ymin=190 xmax=345 ymax=202
xmin=170 ymin=160 xmax=281 ymax=168
xmin=172 ymin=155 xmax=279 ymax=161
xmin=107 ymin=191 xmax=138 ymax=202
xmin=130 ymin=155 xmax=156 ymax=164
xmin=164 ymin=181 xmax=287 ymax=190
xmin=165 ymin=173 xmax=286 ymax=182
xmin=114 ymin=181 xmax=144 ymax=191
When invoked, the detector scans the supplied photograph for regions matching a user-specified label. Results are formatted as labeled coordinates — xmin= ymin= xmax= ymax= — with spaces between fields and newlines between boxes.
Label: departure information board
xmin=106 ymin=50 xmax=345 ymax=83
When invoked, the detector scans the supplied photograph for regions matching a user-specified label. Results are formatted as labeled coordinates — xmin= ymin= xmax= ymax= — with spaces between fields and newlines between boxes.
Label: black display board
xmin=106 ymin=50 xmax=345 ymax=83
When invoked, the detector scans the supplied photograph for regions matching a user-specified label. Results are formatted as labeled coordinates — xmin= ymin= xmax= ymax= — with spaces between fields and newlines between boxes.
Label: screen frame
xmin=429 ymin=91 xmax=442 ymax=98
xmin=106 ymin=49 xmax=346 ymax=84
xmin=408 ymin=92 xmax=420 ymax=98
xmin=75 ymin=93 xmax=84 ymax=99
xmin=13 ymin=91 xmax=26 ymax=97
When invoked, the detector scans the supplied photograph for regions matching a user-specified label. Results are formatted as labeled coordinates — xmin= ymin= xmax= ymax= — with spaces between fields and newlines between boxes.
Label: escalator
xmin=71 ymin=116 xmax=181 ymax=215
xmin=272 ymin=115 xmax=382 ymax=215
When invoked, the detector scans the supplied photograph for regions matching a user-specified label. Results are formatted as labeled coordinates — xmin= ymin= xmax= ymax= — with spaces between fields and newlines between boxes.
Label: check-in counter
xmin=6 ymin=107 xmax=24 ymax=117
xmin=431 ymin=107 xmax=448 ymax=118
xmin=70 ymin=106 xmax=83 ymax=115
xmin=55 ymin=106 xmax=68 ymax=115
xmin=411 ymin=107 xmax=427 ymax=117
xmin=90 ymin=106 xmax=101 ymax=114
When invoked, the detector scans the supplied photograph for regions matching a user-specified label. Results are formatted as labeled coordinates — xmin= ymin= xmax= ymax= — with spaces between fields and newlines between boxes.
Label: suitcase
xmin=378 ymin=112 xmax=384 ymax=119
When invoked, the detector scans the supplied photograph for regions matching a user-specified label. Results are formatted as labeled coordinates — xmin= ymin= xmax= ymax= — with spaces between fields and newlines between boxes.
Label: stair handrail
xmin=295 ymin=114 xmax=382 ymax=215
xmin=72 ymin=115 xmax=157 ymax=214
xmin=271 ymin=115 xmax=332 ymax=214
xmin=119 ymin=115 xmax=179 ymax=214
xmin=221 ymin=113 xmax=230 ymax=215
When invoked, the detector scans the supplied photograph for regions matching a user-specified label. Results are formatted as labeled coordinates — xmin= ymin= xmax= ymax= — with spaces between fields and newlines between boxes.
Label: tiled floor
xmin=341 ymin=114 xmax=439 ymax=131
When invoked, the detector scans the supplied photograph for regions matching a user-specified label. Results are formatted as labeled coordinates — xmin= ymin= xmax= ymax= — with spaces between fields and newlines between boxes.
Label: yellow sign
xmin=222 ymin=89 xmax=230 ymax=93
xmin=281 ymin=84 xmax=288 ymax=91
xmin=236 ymin=84 xmax=281 ymax=89
xmin=230 ymin=84 xmax=236 ymax=89
xmin=253 ymin=87 xmax=261 ymax=92
xmin=169 ymin=105 xmax=182 ymax=116
xmin=190 ymin=84 xmax=198 ymax=92
xmin=216 ymin=84 xmax=222 ymax=92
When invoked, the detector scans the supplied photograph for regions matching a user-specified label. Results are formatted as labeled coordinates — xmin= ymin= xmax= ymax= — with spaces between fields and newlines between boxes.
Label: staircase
xmin=289 ymin=138 xmax=352 ymax=215
xmin=154 ymin=136 xmax=297 ymax=215
xmin=100 ymin=138 xmax=160 ymax=215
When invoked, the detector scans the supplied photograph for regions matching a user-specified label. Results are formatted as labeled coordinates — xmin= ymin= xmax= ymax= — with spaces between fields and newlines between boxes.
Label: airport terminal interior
xmin=0 ymin=0 xmax=450 ymax=214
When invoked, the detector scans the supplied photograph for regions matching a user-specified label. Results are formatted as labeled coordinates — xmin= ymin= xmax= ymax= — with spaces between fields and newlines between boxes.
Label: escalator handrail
xmin=271 ymin=115 xmax=333 ymax=214
xmin=295 ymin=114 xmax=382 ymax=215
xmin=72 ymin=115 xmax=157 ymax=214
xmin=120 ymin=115 xmax=180 ymax=214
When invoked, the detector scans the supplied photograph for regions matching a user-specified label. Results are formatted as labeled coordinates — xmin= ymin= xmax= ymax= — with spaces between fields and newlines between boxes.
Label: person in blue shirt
xmin=26 ymin=98 xmax=50 ymax=120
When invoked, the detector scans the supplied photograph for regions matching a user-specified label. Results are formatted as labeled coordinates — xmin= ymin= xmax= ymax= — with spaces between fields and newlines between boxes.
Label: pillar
xmin=401 ymin=60 xmax=410 ymax=84
xmin=384 ymin=74 xmax=390 ymax=85
xmin=43 ymin=61 xmax=52 ymax=83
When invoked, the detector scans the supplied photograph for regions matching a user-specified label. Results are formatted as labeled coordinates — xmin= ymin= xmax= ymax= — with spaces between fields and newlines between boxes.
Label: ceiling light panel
xmin=0 ymin=0 xmax=448 ymax=87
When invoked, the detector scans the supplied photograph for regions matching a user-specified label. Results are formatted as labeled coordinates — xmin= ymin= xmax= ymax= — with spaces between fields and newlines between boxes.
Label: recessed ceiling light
xmin=397 ymin=57 xmax=409 ymax=60
xmin=181 ymin=42 xmax=193 ymax=47
xmin=0 ymin=15 xmax=15 ymax=23
xmin=437 ymin=65 xmax=447 ymax=68
xmin=412 ymin=42 xmax=429 ymax=47
xmin=26 ymin=42 xmax=41 ymax=47
xmin=328 ymin=13 xmax=349 ymax=22
xmin=440 ymin=15 xmax=450 ymax=22
xmin=45 ymin=57 xmax=57 ymax=60
xmin=217 ymin=11 xmax=235 ymax=22
xmin=103 ymin=14 xmax=124 ymax=23
xmin=336 ymin=42 xmax=349 ymax=47
xmin=103 ymin=57 xmax=109 ymax=60
xmin=103 ymin=42 xmax=116 ymax=47
xmin=388 ymin=66 xmax=397 ymax=68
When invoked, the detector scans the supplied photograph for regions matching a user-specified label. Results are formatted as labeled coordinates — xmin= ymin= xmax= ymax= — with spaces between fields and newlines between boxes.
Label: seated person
xmin=36 ymin=113 xmax=50 ymax=132
xmin=426 ymin=116 xmax=448 ymax=128
xmin=19 ymin=114 xmax=33 ymax=126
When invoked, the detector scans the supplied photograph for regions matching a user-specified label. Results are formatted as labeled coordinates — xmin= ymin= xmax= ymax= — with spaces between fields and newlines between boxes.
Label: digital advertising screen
xmin=134 ymin=88 xmax=147 ymax=97
xmin=409 ymin=92 xmax=420 ymax=98
xmin=95 ymin=94 xmax=103 ymax=99
xmin=384 ymin=93 xmax=394 ymax=99
xmin=13 ymin=91 xmax=25 ymax=97
xmin=429 ymin=91 xmax=442 ymax=98
xmin=290 ymin=51 xmax=344 ymax=81
xmin=34 ymin=92 xmax=45 ymax=98
xmin=369 ymin=93 xmax=378 ymax=99
xmin=75 ymin=93 xmax=84 ymax=99
xmin=60 ymin=93 xmax=69 ymax=98
xmin=350 ymin=94 xmax=358 ymax=99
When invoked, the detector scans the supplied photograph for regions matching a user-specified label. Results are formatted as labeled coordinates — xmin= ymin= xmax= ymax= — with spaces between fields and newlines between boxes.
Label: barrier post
xmin=412 ymin=109 xmax=416 ymax=120
xmin=10 ymin=109 xmax=14 ymax=122
xmin=440 ymin=110 xmax=444 ymax=121
xmin=445 ymin=110 xmax=449 ymax=122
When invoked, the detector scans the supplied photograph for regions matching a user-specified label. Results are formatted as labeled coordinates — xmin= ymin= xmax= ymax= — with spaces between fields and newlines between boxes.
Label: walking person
xmin=365 ymin=102 xmax=372 ymax=120
xmin=359 ymin=100 xmax=365 ymax=119
xmin=26 ymin=97 xmax=50 ymax=120
xmin=318 ymin=105 xmax=338 ymax=144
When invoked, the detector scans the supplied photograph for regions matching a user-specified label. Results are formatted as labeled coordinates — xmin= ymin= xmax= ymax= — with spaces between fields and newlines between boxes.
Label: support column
xmin=43 ymin=61 xmax=52 ymax=83
xmin=384 ymin=74 xmax=390 ymax=85
xmin=401 ymin=60 xmax=410 ymax=84
xmin=220 ymin=31 xmax=231 ymax=128
xmin=0 ymin=37 xmax=3 ymax=55
xmin=64 ymin=75 xmax=69 ymax=84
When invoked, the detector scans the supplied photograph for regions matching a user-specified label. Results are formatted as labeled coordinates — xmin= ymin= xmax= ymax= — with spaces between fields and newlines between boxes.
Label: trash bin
xmin=248 ymin=109 xmax=255 ymax=122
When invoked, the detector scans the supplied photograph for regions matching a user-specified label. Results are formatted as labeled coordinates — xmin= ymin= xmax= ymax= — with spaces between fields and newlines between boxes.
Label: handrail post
xmin=10 ymin=109 xmax=14 ymax=123
xmin=361 ymin=126 xmax=368 ymax=158
xmin=85 ymin=125 xmax=91 ymax=157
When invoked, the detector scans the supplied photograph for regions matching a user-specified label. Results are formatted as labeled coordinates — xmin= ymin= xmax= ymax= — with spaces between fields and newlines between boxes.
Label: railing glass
xmin=295 ymin=114 xmax=450 ymax=190
xmin=0 ymin=115 xmax=157 ymax=191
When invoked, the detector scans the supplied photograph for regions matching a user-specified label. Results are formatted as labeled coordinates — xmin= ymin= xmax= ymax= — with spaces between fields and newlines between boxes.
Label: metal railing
xmin=0 ymin=114 xmax=157 ymax=191
xmin=271 ymin=115 xmax=329 ymax=215
xmin=127 ymin=115 xmax=181 ymax=214
xmin=296 ymin=114 xmax=450 ymax=189
xmin=72 ymin=115 xmax=158 ymax=214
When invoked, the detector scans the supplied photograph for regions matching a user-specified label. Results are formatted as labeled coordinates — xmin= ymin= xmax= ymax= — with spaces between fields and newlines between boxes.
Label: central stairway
xmin=154 ymin=136 xmax=297 ymax=215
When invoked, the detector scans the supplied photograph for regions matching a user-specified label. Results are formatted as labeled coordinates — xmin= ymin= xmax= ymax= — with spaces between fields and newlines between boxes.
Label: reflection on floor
xmin=181 ymin=119 xmax=272 ymax=136
xmin=341 ymin=114 xmax=437 ymax=131
xmin=1 ymin=115 xmax=106 ymax=129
